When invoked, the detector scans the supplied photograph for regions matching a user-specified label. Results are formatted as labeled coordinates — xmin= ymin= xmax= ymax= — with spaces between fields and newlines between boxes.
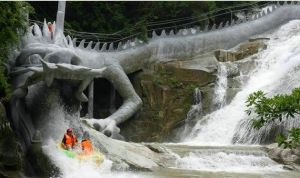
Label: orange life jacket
xmin=64 ymin=133 xmax=78 ymax=148
xmin=81 ymin=139 xmax=93 ymax=154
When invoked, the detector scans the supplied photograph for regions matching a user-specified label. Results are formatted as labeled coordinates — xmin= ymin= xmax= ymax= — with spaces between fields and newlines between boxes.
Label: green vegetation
xmin=0 ymin=2 xmax=33 ymax=101
xmin=184 ymin=84 xmax=197 ymax=94
xmin=29 ymin=1 xmax=256 ymax=42
xmin=153 ymin=68 xmax=184 ymax=89
xmin=170 ymin=77 xmax=184 ymax=89
xmin=0 ymin=1 xmax=257 ymax=100
xmin=246 ymin=89 xmax=300 ymax=148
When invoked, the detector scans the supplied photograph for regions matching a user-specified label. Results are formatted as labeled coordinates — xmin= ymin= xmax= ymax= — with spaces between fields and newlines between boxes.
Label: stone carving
xmin=8 ymin=1 xmax=300 ymax=147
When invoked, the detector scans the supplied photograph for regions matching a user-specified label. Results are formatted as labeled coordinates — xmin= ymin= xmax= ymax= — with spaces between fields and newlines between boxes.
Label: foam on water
xmin=40 ymin=20 xmax=300 ymax=177
xmin=41 ymin=104 xmax=148 ymax=178
xmin=213 ymin=62 xmax=228 ymax=109
xmin=183 ymin=20 xmax=300 ymax=145
xmin=175 ymin=151 xmax=284 ymax=173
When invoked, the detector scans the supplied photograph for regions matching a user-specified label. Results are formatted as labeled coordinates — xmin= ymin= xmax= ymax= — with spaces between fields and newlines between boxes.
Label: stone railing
xmin=66 ymin=2 xmax=300 ymax=53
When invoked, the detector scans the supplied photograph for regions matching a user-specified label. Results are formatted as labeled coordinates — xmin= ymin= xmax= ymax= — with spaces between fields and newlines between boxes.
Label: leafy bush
xmin=246 ymin=89 xmax=300 ymax=148
xmin=276 ymin=128 xmax=300 ymax=149
xmin=170 ymin=77 xmax=183 ymax=89
xmin=0 ymin=2 xmax=33 ymax=101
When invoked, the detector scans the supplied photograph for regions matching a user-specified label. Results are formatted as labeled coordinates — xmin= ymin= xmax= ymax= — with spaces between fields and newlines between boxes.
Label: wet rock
xmin=235 ymin=57 xmax=258 ymax=75
xmin=164 ymin=52 xmax=218 ymax=73
xmin=121 ymin=71 xmax=195 ymax=142
xmin=121 ymin=58 xmax=217 ymax=142
xmin=25 ymin=141 xmax=60 ymax=177
xmin=226 ymin=88 xmax=241 ymax=104
xmin=155 ymin=62 xmax=216 ymax=86
xmin=215 ymin=40 xmax=267 ymax=62
xmin=266 ymin=144 xmax=300 ymax=170
xmin=83 ymin=124 xmax=175 ymax=171
xmin=227 ymin=78 xmax=242 ymax=88
xmin=0 ymin=102 xmax=23 ymax=178
xmin=223 ymin=62 xmax=239 ymax=78
xmin=197 ymin=85 xmax=215 ymax=114
xmin=249 ymin=37 xmax=270 ymax=42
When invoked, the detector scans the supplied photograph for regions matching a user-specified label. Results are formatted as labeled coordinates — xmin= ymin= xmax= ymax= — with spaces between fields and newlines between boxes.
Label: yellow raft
xmin=57 ymin=143 xmax=104 ymax=166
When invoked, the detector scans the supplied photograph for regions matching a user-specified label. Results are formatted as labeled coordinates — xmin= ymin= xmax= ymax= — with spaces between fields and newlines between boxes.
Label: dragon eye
xmin=70 ymin=56 xmax=81 ymax=65
xmin=16 ymin=54 xmax=42 ymax=66
xmin=28 ymin=54 xmax=43 ymax=65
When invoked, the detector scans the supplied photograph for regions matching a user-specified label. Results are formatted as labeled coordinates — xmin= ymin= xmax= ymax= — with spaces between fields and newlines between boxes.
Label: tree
xmin=29 ymin=1 xmax=255 ymax=42
xmin=0 ymin=2 xmax=33 ymax=101
xmin=246 ymin=89 xmax=300 ymax=148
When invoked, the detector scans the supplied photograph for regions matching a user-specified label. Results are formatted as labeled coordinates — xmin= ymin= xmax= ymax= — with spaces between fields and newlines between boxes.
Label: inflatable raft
xmin=58 ymin=143 xmax=104 ymax=166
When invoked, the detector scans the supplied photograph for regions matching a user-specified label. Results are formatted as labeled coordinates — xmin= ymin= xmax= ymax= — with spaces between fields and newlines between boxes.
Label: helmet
xmin=83 ymin=131 xmax=90 ymax=139
xmin=67 ymin=128 xmax=73 ymax=132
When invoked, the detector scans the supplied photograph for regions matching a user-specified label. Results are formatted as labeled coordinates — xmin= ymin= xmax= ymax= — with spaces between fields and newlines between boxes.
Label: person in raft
xmin=81 ymin=131 xmax=93 ymax=155
xmin=61 ymin=128 xmax=78 ymax=150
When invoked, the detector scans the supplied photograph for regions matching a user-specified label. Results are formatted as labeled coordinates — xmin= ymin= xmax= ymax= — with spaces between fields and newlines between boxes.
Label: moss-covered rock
xmin=25 ymin=141 xmax=60 ymax=177
xmin=0 ymin=102 xmax=23 ymax=178
xmin=120 ymin=38 xmax=266 ymax=142
xmin=120 ymin=61 xmax=216 ymax=142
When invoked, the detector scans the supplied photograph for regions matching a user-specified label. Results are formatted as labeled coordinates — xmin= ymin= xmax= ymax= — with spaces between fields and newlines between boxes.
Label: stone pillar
xmin=88 ymin=80 xmax=94 ymax=118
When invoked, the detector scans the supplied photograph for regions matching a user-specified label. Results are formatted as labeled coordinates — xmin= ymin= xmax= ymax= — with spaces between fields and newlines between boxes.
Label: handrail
xmin=29 ymin=1 xmax=276 ymax=44
xmin=146 ymin=1 xmax=264 ymax=26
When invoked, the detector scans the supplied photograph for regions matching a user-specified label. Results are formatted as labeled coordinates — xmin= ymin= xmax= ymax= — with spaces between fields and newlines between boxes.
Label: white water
xmin=183 ymin=20 xmax=300 ymax=145
xmin=40 ymin=102 xmax=112 ymax=178
xmin=180 ymin=88 xmax=203 ymax=139
xmin=41 ymin=103 xmax=149 ymax=178
xmin=173 ymin=20 xmax=300 ymax=174
xmin=42 ymin=20 xmax=300 ymax=177
xmin=212 ymin=63 xmax=228 ymax=109
xmin=176 ymin=151 xmax=284 ymax=173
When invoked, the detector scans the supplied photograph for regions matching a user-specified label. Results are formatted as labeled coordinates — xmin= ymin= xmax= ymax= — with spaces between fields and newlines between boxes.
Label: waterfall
xmin=193 ymin=87 xmax=202 ymax=105
xmin=40 ymin=102 xmax=139 ymax=178
xmin=41 ymin=20 xmax=300 ymax=177
xmin=212 ymin=63 xmax=228 ymax=109
xmin=180 ymin=88 xmax=203 ymax=139
xmin=180 ymin=62 xmax=229 ymax=140
xmin=183 ymin=20 xmax=300 ymax=145
xmin=188 ymin=87 xmax=203 ymax=120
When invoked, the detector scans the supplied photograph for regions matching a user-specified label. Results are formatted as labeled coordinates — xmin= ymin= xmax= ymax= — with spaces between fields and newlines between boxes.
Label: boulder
xmin=215 ymin=40 xmax=267 ymax=62
xmin=121 ymin=71 xmax=195 ymax=142
xmin=266 ymin=143 xmax=300 ymax=170
xmin=82 ymin=123 xmax=175 ymax=171
xmin=121 ymin=56 xmax=217 ymax=142
xmin=155 ymin=62 xmax=216 ymax=86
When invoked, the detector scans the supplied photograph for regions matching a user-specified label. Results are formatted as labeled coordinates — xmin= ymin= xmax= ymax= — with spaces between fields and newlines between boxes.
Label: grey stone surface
xmin=0 ymin=102 xmax=23 ymax=177
xmin=82 ymin=123 xmax=175 ymax=171
xmin=214 ymin=40 xmax=267 ymax=62
xmin=266 ymin=144 xmax=300 ymax=170
xmin=8 ymin=2 xmax=300 ymax=147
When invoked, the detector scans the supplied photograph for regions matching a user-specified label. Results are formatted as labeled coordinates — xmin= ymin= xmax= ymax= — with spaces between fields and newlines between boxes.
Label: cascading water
xmin=40 ymin=102 xmax=148 ymax=178
xmin=180 ymin=88 xmax=203 ymax=139
xmin=180 ymin=62 xmax=229 ymax=140
xmin=212 ymin=63 xmax=228 ymax=109
xmin=36 ymin=20 xmax=300 ymax=178
xmin=171 ymin=20 xmax=300 ymax=175
xmin=183 ymin=20 xmax=300 ymax=145
xmin=175 ymin=149 xmax=283 ymax=172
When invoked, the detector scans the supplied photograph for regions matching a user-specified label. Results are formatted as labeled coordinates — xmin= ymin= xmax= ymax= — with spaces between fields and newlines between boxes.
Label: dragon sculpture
xmin=8 ymin=2 xmax=300 ymax=149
